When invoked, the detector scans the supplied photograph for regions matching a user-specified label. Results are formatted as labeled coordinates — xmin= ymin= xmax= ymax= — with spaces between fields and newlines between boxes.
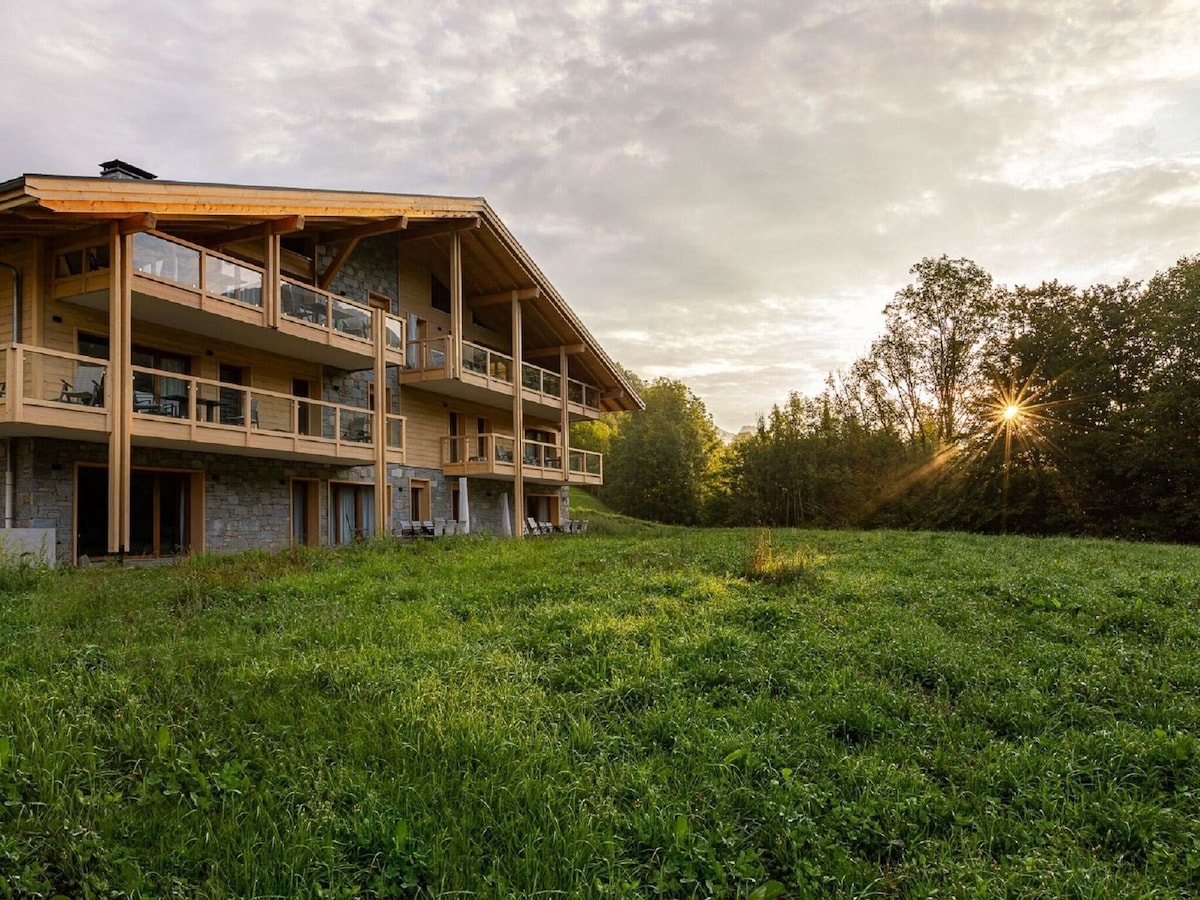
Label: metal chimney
xmin=99 ymin=159 xmax=157 ymax=180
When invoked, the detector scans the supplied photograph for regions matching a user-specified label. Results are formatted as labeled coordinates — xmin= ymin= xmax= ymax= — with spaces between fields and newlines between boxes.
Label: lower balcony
xmin=402 ymin=337 xmax=604 ymax=420
xmin=440 ymin=433 xmax=602 ymax=486
xmin=0 ymin=345 xmax=405 ymax=465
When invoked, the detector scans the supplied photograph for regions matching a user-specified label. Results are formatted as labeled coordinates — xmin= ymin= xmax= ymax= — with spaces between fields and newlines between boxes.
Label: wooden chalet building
xmin=0 ymin=161 xmax=640 ymax=562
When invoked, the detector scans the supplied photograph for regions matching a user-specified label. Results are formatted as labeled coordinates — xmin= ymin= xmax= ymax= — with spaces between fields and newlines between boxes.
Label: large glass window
xmin=331 ymin=483 xmax=374 ymax=545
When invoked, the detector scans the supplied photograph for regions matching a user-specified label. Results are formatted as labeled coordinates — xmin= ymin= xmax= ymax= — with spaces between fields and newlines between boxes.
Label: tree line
xmin=575 ymin=254 xmax=1200 ymax=542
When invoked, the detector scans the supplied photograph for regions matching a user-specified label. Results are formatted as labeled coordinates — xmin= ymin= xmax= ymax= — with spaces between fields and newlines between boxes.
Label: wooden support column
xmin=373 ymin=307 xmax=388 ymax=536
xmin=107 ymin=226 xmax=132 ymax=555
xmin=450 ymin=230 xmax=463 ymax=378
xmin=266 ymin=234 xmax=281 ymax=329
xmin=511 ymin=291 xmax=524 ymax=539
xmin=560 ymin=346 xmax=570 ymax=484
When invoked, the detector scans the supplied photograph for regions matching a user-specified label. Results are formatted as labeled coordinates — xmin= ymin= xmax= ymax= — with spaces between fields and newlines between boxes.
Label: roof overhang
xmin=0 ymin=173 xmax=643 ymax=412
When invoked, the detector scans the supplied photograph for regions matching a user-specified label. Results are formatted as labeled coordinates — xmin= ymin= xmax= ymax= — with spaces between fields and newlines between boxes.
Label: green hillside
xmin=2 ymin=529 xmax=1198 ymax=897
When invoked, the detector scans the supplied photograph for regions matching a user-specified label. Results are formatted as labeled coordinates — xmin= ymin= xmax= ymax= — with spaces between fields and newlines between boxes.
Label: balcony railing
xmin=132 ymin=232 xmax=264 ymax=309
xmin=439 ymin=431 xmax=601 ymax=484
xmin=569 ymin=448 xmax=603 ymax=483
xmin=1 ymin=345 xmax=110 ymax=428
xmin=523 ymin=438 xmax=563 ymax=470
xmin=280 ymin=279 xmax=373 ymax=342
xmin=129 ymin=365 xmax=403 ymax=459
xmin=567 ymin=377 xmax=602 ymax=412
xmin=121 ymin=232 xmax=380 ymax=353
xmin=521 ymin=363 xmax=561 ymax=401
xmin=462 ymin=340 xmax=514 ymax=385
xmin=441 ymin=433 xmax=516 ymax=469
xmin=405 ymin=336 xmax=450 ymax=372
xmin=384 ymin=316 xmax=405 ymax=353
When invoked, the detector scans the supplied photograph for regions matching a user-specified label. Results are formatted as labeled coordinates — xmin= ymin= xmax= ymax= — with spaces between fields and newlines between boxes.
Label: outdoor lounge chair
xmin=59 ymin=364 xmax=105 ymax=405
xmin=342 ymin=411 xmax=370 ymax=442
xmin=133 ymin=390 xmax=171 ymax=415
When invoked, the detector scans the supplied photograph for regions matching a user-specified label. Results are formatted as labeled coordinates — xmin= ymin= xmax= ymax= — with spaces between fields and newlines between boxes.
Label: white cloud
xmin=2 ymin=0 xmax=1200 ymax=429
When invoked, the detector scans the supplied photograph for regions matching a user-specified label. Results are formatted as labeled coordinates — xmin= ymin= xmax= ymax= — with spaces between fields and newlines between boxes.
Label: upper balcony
xmin=52 ymin=233 xmax=406 ymax=372
xmin=440 ymin=433 xmax=602 ymax=486
xmin=402 ymin=336 xmax=603 ymax=420
xmin=0 ymin=344 xmax=404 ymax=465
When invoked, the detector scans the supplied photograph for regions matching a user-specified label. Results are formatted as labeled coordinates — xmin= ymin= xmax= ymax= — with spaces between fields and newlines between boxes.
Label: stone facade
xmin=2 ymin=229 xmax=579 ymax=564
xmin=320 ymin=235 xmax=399 ymax=312
xmin=3 ymin=436 xmax=541 ymax=561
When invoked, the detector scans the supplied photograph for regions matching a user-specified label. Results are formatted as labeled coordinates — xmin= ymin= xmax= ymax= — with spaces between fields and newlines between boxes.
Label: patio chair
xmin=223 ymin=398 xmax=259 ymax=428
xmin=342 ymin=411 xmax=370 ymax=442
xmin=59 ymin=364 xmax=105 ymax=405
xmin=133 ymin=390 xmax=169 ymax=415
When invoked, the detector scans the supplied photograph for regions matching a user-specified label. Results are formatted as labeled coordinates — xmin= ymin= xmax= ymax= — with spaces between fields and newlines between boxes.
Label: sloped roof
xmin=0 ymin=172 xmax=642 ymax=411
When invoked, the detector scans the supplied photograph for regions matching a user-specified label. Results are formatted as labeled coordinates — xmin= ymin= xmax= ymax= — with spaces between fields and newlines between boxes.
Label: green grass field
xmin=2 ymin=508 xmax=1199 ymax=897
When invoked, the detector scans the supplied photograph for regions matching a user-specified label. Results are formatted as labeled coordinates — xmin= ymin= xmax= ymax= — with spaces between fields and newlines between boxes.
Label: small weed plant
xmin=743 ymin=529 xmax=819 ymax=585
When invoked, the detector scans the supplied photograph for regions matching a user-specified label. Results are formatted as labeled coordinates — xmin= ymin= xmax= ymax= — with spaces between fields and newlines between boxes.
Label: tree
xmin=601 ymin=377 xmax=722 ymax=525
xmin=882 ymin=256 xmax=1001 ymax=443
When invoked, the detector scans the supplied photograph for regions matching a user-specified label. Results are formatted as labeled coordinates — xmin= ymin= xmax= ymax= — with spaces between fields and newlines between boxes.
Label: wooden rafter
xmin=319 ymin=216 xmax=408 ymax=245
xmin=319 ymin=238 xmax=360 ymax=290
xmin=524 ymin=343 xmax=584 ymax=360
xmin=396 ymin=217 xmax=480 ymax=242
xmin=199 ymin=215 xmax=305 ymax=247
xmin=118 ymin=212 xmax=157 ymax=236
xmin=468 ymin=287 xmax=540 ymax=308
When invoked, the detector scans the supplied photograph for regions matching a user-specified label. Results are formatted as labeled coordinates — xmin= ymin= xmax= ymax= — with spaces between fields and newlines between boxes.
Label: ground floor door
xmin=526 ymin=494 xmax=560 ymax=528
xmin=76 ymin=466 xmax=201 ymax=560
xmin=291 ymin=478 xmax=320 ymax=546
xmin=331 ymin=482 xmax=375 ymax=545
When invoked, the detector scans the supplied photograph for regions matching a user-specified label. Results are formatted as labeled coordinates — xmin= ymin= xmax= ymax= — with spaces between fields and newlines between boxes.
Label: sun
xmin=1003 ymin=403 xmax=1022 ymax=421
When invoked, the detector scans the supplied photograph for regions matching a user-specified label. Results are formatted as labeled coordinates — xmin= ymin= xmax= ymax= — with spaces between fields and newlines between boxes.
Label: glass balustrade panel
xmin=331 ymin=297 xmax=372 ymax=339
xmin=521 ymin=365 xmax=541 ymax=391
xmin=463 ymin=344 xmax=488 ymax=375
xmin=385 ymin=317 xmax=404 ymax=351
xmin=281 ymin=281 xmax=329 ymax=325
xmin=205 ymin=257 xmax=263 ymax=307
xmin=133 ymin=233 xmax=200 ymax=289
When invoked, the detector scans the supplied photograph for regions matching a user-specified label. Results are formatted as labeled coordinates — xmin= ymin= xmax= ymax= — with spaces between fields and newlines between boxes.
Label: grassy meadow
xmin=2 ymin=499 xmax=1199 ymax=897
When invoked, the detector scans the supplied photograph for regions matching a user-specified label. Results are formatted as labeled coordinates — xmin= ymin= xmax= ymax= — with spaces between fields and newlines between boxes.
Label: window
xmin=526 ymin=494 xmax=561 ymax=529
xmin=132 ymin=345 xmax=191 ymax=417
xmin=78 ymin=333 xmax=110 ymax=360
xmin=409 ymin=478 xmax=431 ymax=522
xmin=291 ymin=479 xmax=320 ymax=546
xmin=431 ymin=274 xmax=451 ymax=313
xmin=219 ymin=363 xmax=247 ymax=425
xmin=330 ymin=482 xmax=374 ymax=545
xmin=76 ymin=465 xmax=201 ymax=559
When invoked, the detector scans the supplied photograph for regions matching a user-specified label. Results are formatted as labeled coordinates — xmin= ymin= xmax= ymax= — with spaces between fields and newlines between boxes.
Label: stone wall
xmin=7 ymin=438 xmax=378 ymax=562
xmin=319 ymin=235 xmax=398 ymax=312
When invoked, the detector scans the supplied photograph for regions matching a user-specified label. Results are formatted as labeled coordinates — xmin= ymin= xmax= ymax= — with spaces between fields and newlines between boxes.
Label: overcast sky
xmin=3 ymin=0 xmax=1199 ymax=429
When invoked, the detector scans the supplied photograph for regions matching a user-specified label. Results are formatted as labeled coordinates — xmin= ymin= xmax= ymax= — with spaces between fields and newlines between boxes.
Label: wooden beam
xmin=50 ymin=223 xmax=114 ymax=251
xmin=512 ymin=294 xmax=525 ymax=540
xmin=451 ymin=231 xmax=463 ymax=378
xmin=468 ymin=287 xmax=540 ymax=308
xmin=319 ymin=216 xmax=407 ymax=245
xmin=396 ymin=217 xmax=480 ymax=242
xmin=318 ymin=237 xmax=360 ymax=290
xmin=117 ymin=212 xmax=157 ymax=236
xmin=524 ymin=343 xmax=584 ymax=360
xmin=199 ymin=215 xmax=305 ymax=247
